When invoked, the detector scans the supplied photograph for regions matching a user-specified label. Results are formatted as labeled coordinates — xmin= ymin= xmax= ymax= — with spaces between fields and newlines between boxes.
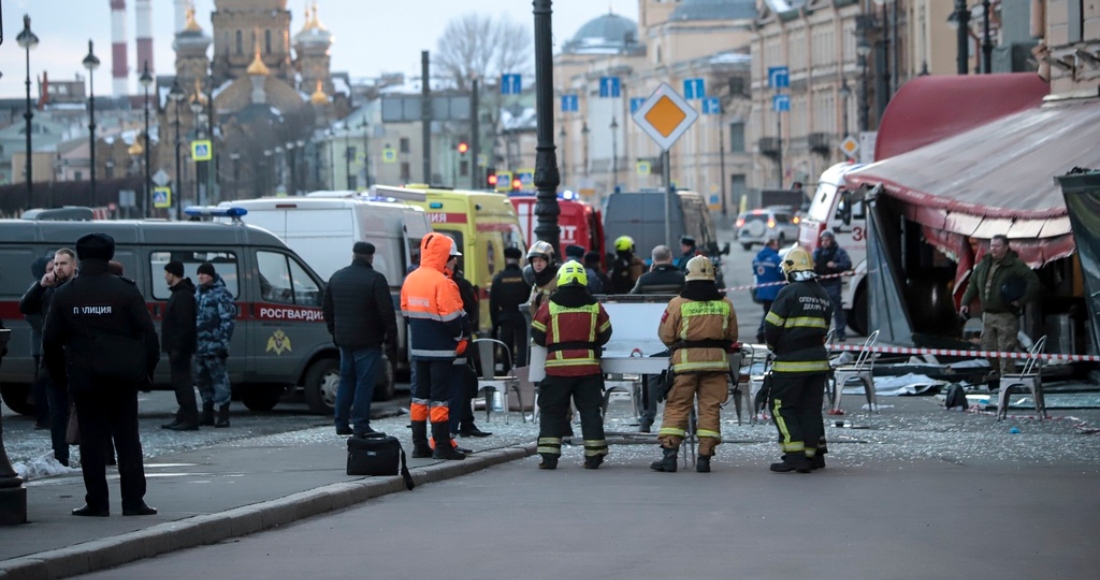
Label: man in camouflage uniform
xmin=195 ymin=262 xmax=236 ymax=428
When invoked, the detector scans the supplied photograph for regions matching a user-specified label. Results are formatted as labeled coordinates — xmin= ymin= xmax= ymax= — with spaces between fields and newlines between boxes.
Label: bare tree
xmin=435 ymin=13 xmax=533 ymax=90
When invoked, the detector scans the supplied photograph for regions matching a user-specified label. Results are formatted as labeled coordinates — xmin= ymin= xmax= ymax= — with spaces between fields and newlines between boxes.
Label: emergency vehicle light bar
xmin=183 ymin=206 xmax=248 ymax=220
xmin=370 ymin=184 xmax=426 ymax=202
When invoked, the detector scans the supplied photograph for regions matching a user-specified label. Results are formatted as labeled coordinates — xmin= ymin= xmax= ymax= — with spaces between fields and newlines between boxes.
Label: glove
xmin=727 ymin=341 xmax=742 ymax=353
xmin=959 ymin=305 xmax=969 ymax=318
xmin=455 ymin=339 xmax=468 ymax=356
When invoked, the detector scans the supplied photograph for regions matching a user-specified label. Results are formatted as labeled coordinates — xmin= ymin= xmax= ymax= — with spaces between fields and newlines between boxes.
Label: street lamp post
xmin=856 ymin=37 xmax=872 ymax=132
xmin=229 ymin=152 xmax=240 ymax=200
xmin=169 ymin=81 xmax=185 ymax=219
xmin=532 ymin=0 xmax=561 ymax=254
xmin=190 ymin=96 xmax=205 ymax=205
xmin=839 ymin=78 xmax=852 ymax=158
xmin=610 ymin=117 xmax=618 ymax=193
xmin=139 ymin=62 xmax=153 ymax=218
xmin=558 ymin=126 xmax=567 ymax=187
xmin=17 ymin=15 xmax=39 ymax=211
xmin=344 ymin=125 xmax=353 ymax=190
xmin=981 ymin=0 xmax=993 ymax=74
xmin=285 ymin=142 xmax=296 ymax=195
xmin=359 ymin=121 xmax=371 ymax=189
xmin=83 ymin=40 xmax=100 ymax=208
xmin=581 ymin=122 xmax=590 ymax=178
xmin=954 ymin=0 xmax=971 ymax=75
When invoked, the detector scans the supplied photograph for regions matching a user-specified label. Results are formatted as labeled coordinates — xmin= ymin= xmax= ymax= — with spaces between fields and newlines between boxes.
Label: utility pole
xmin=532 ymin=0 xmax=561 ymax=254
xmin=421 ymin=51 xmax=432 ymax=184
xmin=470 ymin=78 xmax=480 ymax=189
xmin=955 ymin=0 xmax=970 ymax=75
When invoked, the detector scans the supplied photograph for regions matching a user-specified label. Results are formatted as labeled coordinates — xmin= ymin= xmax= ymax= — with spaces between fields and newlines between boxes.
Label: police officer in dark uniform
xmin=42 ymin=233 xmax=160 ymax=516
xmin=489 ymin=246 xmax=532 ymax=371
xmin=762 ymin=246 xmax=833 ymax=474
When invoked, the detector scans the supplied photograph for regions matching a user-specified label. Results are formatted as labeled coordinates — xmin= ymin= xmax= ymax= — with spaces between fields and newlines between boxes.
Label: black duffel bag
xmin=347 ymin=432 xmax=414 ymax=490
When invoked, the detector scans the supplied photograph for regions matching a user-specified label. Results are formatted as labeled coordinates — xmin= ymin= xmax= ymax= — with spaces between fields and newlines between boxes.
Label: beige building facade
xmin=1035 ymin=0 xmax=1100 ymax=94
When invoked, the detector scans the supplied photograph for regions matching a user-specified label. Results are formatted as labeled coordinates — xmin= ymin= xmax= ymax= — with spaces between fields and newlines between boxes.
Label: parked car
xmin=735 ymin=207 xmax=800 ymax=249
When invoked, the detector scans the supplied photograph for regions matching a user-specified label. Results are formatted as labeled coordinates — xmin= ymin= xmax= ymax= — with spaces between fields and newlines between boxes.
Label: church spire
xmin=247 ymin=29 xmax=270 ymax=76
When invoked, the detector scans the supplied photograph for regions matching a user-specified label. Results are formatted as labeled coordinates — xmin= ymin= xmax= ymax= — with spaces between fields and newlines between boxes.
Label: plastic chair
xmin=472 ymin=338 xmax=525 ymax=424
xmin=997 ymin=335 xmax=1047 ymax=421
xmin=829 ymin=330 xmax=880 ymax=415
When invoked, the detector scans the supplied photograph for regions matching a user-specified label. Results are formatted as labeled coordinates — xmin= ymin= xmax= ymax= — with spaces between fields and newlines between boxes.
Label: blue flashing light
xmin=560 ymin=190 xmax=577 ymax=200
xmin=366 ymin=196 xmax=398 ymax=203
xmin=184 ymin=206 xmax=248 ymax=218
xmin=429 ymin=202 xmax=444 ymax=209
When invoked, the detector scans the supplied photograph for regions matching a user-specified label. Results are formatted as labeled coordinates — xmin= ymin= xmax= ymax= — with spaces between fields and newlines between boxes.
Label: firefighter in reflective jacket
xmin=400 ymin=233 xmax=468 ymax=461
xmin=530 ymin=262 xmax=612 ymax=470
xmin=763 ymin=246 xmax=833 ymax=473
xmin=650 ymin=256 xmax=739 ymax=474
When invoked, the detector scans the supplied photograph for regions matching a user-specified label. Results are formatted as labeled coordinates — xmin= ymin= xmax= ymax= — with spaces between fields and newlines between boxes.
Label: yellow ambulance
xmin=371 ymin=184 xmax=526 ymax=333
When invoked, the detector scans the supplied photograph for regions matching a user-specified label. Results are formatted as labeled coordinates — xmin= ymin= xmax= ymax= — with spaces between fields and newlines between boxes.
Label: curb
xmin=0 ymin=443 xmax=536 ymax=580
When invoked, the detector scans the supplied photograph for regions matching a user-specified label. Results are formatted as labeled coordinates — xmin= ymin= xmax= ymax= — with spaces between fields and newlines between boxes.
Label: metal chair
xmin=997 ymin=335 xmax=1047 ymax=421
xmin=472 ymin=338 xmax=525 ymax=424
xmin=829 ymin=330 xmax=880 ymax=415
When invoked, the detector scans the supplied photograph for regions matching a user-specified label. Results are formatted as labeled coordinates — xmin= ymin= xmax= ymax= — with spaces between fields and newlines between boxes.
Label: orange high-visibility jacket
xmin=400 ymin=233 xmax=467 ymax=360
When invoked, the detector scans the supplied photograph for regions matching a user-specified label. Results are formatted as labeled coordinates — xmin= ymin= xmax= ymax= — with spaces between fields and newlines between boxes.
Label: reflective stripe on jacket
xmin=659 ymin=296 xmax=739 ymax=373
xmin=531 ymin=290 xmax=612 ymax=377
xmin=400 ymin=233 xmax=466 ymax=360
xmin=763 ymin=281 xmax=832 ymax=373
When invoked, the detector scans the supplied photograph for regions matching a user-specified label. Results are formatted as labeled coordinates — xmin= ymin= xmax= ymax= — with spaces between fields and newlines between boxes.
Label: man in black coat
xmin=489 ymin=246 xmax=532 ymax=371
xmin=322 ymin=242 xmax=398 ymax=437
xmin=160 ymin=260 xmax=200 ymax=431
xmin=42 ymin=233 xmax=160 ymax=517
xmin=447 ymin=246 xmax=492 ymax=440
xmin=631 ymin=245 xmax=687 ymax=295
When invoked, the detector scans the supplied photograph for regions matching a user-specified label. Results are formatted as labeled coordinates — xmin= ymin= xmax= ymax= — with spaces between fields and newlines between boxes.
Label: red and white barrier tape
xmin=721 ymin=270 xmax=855 ymax=293
xmin=826 ymin=343 xmax=1100 ymax=362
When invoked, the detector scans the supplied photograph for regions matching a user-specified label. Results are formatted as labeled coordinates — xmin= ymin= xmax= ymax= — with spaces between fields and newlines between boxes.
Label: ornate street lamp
xmin=83 ymin=40 xmax=101 ymax=207
xmin=532 ymin=0 xmax=561 ymax=254
xmin=856 ymin=36 xmax=872 ymax=132
xmin=951 ymin=0 xmax=971 ymax=75
xmin=17 ymin=15 xmax=39 ymax=210
xmin=169 ymin=81 xmax=185 ymax=219
xmin=139 ymin=62 xmax=154 ymax=217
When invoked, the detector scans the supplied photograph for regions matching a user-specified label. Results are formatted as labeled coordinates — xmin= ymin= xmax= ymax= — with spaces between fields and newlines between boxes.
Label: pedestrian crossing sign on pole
xmin=636 ymin=160 xmax=651 ymax=176
xmin=191 ymin=140 xmax=213 ymax=162
xmin=153 ymin=186 xmax=172 ymax=209
xmin=382 ymin=147 xmax=397 ymax=163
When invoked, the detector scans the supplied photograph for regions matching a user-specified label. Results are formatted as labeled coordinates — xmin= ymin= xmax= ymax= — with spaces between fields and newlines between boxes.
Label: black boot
xmin=650 ymin=446 xmax=678 ymax=473
xmin=410 ymin=421 xmax=433 ymax=458
xmin=810 ymin=454 xmax=826 ymax=470
xmin=696 ymin=456 xmax=711 ymax=473
xmin=122 ymin=501 xmax=158 ymax=516
xmin=214 ymin=404 xmax=230 ymax=428
xmin=164 ymin=407 xmax=199 ymax=431
xmin=770 ymin=452 xmax=812 ymax=473
xmin=431 ymin=421 xmax=465 ymax=460
xmin=584 ymin=455 xmax=604 ymax=470
xmin=538 ymin=454 xmax=558 ymax=470
xmin=201 ymin=402 xmax=215 ymax=426
xmin=161 ymin=409 xmax=183 ymax=430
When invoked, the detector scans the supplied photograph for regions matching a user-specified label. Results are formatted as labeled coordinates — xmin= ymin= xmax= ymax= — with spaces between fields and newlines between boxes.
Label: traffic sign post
xmin=839 ymin=135 xmax=859 ymax=159
xmin=381 ymin=147 xmax=397 ymax=163
xmin=629 ymin=97 xmax=645 ymax=114
xmin=598 ymin=76 xmax=621 ymax=98
xmin=768 ymin=67 xmax=790 ymax=190
xmin=191 ymin=140 xmax=212 ymax=162
xmin=560 ymin=94 xmax=578 ymax=112
xmin=152 ymin=186 xmax=172 ymax=210
xmin=683 ymin=78 xmax=705 ymax=100
xmin=767 ymin=66 xmax=790 ymax=88
xmin=631 ymin=82 xmax=699 ymax=249
xmin=501 ymin=74 xmax=522 ymax=95
xmin=636 ymin=160 xmax=651 ymax=176
xmin=702 ymin=97 xmax=721 ymax=115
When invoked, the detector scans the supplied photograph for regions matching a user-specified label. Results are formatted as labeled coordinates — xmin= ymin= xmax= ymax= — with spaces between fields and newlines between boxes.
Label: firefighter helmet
xmin=556 ymin=261 xmax=588 ymax=288
xmin=684 ymin=255 xmax=716 ymax=282
xmin=614 ymin=235 xmax=635 ymax=252
xmin=526 ymin=240 xmax=554 ymax=263
xmin=781 ymin=246 xmax=814 ymax=275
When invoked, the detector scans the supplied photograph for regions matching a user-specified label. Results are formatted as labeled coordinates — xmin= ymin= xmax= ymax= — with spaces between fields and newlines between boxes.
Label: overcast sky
xmin=0 ymin=0 xmax=638 ymax=98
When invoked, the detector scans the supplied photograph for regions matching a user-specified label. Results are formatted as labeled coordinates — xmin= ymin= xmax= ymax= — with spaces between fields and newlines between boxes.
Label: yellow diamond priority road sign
xmin=632 ymin=82 xmax=699 ymax=152
xmin=839 ymin=135 xmax=859 ymax=157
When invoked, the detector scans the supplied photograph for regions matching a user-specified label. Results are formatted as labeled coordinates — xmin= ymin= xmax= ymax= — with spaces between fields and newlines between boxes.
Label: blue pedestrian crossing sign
xmin=501 ymin=74 xmax=522 ymax=95
xmin=191 ymin=140 xmax=213 ymax=162
xmin=772 ymin=94 xmax=791 ymax=112
xmin=768 ymin=66 xmax=790 ymax=89
xmin=153 ymin=186 xmax=171 ymax=209
xmin=382 ymin=147 xmax=397 ymax=163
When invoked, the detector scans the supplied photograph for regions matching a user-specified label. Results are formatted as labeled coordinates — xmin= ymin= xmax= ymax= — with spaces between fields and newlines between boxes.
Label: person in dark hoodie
xmin=650 ymin=256 xmax=739 ymax=474
xmin=444 ymin=244 xmax=492 ymax=442
xmin=530 ymin=262 xmax=613 ymax=470
xmin=27 ymin=256 xmax=53 ymax=429
xmin=160 ymin=260 xmax=200 ymax=431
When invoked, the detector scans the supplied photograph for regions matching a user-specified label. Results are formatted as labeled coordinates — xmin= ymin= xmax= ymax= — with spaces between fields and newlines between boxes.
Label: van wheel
xmin=849 ymin=285 xmax=869 ymax=337
xmin=373 ymin=358 xmax=396 ymax=401
xmin=241 ymin=385 xmax=284 ymax=412
xmin=0 ymin=383 xmax=34 ymax=416
xmin=741 ymin=243 xmax=753 ymax=251
xmin=304 ymin=358 xmax=340 ymax=415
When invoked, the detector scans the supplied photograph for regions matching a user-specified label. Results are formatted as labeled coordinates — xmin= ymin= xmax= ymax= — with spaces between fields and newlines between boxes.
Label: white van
xmin=796 ymin=161 xmax=869 ymax=335
xmin=218 ymin=197 xmax=433 ymax=376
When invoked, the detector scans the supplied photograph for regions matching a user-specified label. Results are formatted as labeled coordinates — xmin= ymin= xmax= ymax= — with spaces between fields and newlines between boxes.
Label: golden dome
xmin=128 ymin=140 xmax=144 ymax=156
xmin=184 ymin=3 xmax=203 ymax=33
xmin=309 ymin=2 xmax=326 ymax=31
xmin=247 ymin=33 xmax=270 ymax=76
xmin=309 ymin=80 xmax=328 ymax=105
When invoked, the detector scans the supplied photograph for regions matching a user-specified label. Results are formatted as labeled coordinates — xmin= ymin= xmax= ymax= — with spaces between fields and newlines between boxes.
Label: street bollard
xmin=0 ymin=327 xmax=29 ymax=525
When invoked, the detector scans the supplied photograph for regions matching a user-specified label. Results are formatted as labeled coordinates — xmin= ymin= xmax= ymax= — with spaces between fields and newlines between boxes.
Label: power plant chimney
xmin=135 ymin=0 xmax=154 ymax=79
xmin=111 ymin=0 xmax=129 ymax=96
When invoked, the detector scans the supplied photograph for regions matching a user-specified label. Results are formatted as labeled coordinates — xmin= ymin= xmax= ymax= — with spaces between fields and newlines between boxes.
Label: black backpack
xmin=944 ymin=383 xmax=968 ymax=411
xmin=347 ymin=432 xmax=414 ymax=490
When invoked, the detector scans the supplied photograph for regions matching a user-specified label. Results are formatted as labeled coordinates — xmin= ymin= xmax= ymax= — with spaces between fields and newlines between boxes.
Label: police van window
xmin=149 ymin=251 xmax=239 ymax=300
xmin=256 ymin=252 xmax=293 ymax=304
xmin=287 ymin=257 xmax=322 ymax=306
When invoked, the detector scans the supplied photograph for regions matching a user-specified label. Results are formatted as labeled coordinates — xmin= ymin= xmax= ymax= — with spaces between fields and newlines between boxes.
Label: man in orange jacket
xmin=400 ymin=234 xmax=468 ymax=460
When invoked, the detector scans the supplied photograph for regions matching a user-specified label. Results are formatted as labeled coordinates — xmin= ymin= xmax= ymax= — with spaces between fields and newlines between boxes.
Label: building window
xmin=1068 ymin=0 xmax=1084 ymax=44
xmin=348 ymin=175 xmax=358 ymax=191
xmin=460 ymin=160 xmax=470 ymax=177
xmin=400 ymin=162 xmax=411 ymax=181
xmin=265 ymin=30 xmax=272 ymax=54
xmin=730 ymin=174 xmax=747 ymax=201
xmin=236 ymin=30 xmax=243 ymax=55
xmin=346 ymin=146 xmax=356 ymax=161
xmin=399 ymin=138 xmax=410 ymax=153
xmin=729 ymin=122 xmax=745 ymax=153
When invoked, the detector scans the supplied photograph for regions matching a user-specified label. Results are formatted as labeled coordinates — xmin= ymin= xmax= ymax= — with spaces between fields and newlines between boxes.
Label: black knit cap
xmin=504 ymin=247 xmax=523 ymax=260
xmin=164 ymin=260 xmax=185 ymax=278
xmin=353 ymin=241 xmax=375 ymax=255
xmin=197 ymin=262 xmax=216 ymax=277
xmin=565 ymin=244 xmax=585 ymax=260
xmin=75 ymin=233 xmax=115 ymax=261
xmin=680 ymin=235 xmax=695 ymax=246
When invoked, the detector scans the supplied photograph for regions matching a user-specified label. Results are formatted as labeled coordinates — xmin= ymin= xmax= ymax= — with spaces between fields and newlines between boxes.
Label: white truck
xmin=797 ymin=161 xmax=870 ymax=336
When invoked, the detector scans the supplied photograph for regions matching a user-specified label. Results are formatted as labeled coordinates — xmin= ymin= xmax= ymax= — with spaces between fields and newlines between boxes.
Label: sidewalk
xmin=0 ymin=413 xmax=539 ymax=579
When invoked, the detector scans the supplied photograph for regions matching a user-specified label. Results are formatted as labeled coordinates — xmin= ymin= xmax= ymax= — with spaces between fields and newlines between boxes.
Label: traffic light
xmin=511 ymin=178 xmax=522 ymax=191
xmin=486 ymin=168 xmax=497 ymax=188
xmin=456 ymin=141 xmax=469 ymax=155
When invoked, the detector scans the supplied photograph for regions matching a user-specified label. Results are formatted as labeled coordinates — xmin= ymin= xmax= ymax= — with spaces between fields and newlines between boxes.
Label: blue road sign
xmin=501 ymin=74 xmax=522 ymax=95
xmin=630 ymin=97 xmax=646 ymax=114
xmin=683 ymin=78 xmax=705 ymax=100
xmin=702 ymin=97 xmax=721 ymax=115
xmin=772 ymin=94 xmax=791 ymax=112
xmin=768 ymin=66 xmax=790 ymax=89
xmin=560 ymin=94 xmax=579 ymax=112
xmin=599 ymin=76 xmax=621 ymax=98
